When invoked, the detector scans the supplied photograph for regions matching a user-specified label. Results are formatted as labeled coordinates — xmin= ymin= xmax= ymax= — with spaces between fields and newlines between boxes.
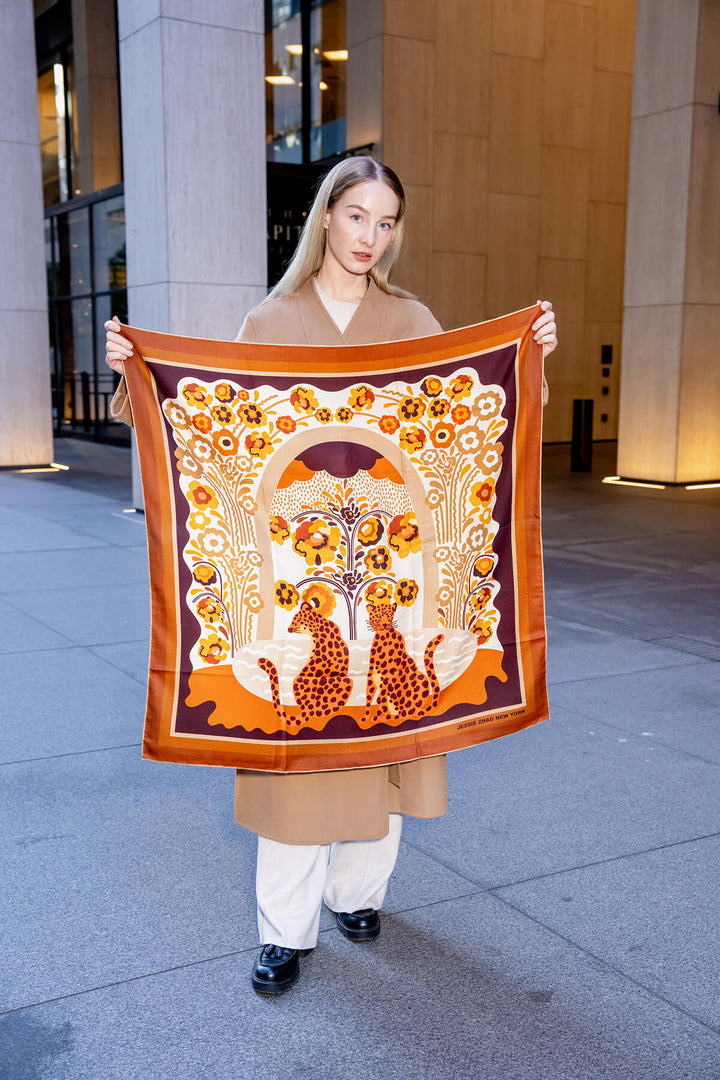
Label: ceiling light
xmin=323 ymin=50 xmax=348 ymax=61
xmin=319 ymin=81 xmax=328 ymax=90
xmin=266 ymin=75 xmax=296 ymax=85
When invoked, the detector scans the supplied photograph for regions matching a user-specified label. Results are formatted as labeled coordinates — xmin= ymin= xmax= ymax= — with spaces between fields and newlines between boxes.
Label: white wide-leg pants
xmin=256 ymin=814 xmax=403 ymax=950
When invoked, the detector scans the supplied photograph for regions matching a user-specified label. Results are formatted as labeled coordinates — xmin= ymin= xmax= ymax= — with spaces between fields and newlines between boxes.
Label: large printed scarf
xmin=122 ymin=307 xmax=548 ymax=772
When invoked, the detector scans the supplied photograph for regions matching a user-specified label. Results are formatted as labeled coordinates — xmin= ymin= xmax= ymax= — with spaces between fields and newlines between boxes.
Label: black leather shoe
xmin=251 ymin=944 xmax=312 ymax=995
xmin=335 ymin=908 xmax=380 ymax=941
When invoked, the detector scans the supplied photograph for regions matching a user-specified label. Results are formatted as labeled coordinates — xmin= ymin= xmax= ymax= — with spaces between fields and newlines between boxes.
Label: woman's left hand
xmin=533 ymin=300 xmax=557 ymax=356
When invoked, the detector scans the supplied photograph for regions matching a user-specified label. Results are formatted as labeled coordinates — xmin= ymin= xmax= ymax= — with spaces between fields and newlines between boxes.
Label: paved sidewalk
xmin=1 ymin=438 xmax=718 ymax=1079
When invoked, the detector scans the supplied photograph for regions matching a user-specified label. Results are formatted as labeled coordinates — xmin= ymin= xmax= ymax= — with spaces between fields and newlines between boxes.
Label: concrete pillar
xmin=117 ymin=0 xmax=268 ymax=506
xmin=0 ymin=0 xmax=54 ymax=467
xmin=71 ymin=0 xmax=123 ymax=194
xmin=617 ymin=0 xmax=720 ymax=483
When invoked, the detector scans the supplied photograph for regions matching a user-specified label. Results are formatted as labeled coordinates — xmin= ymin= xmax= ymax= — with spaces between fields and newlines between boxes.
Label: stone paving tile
xmin=2 ymin=891 xmax=718 ymax=1080
xmin=550 ymin=660 xmax=720 ymax=765
xmin=0 ymin=545 xmax=148 ymax=594
xmin=0 ymin=750 xmax=474 ymax=1013
xmin=5 ymin=582 xmax=149 ymax=645
xmin=547 ymin=579 xmax=720 ymax=645
xmin=0 ymin=598 xmax=74 ymax=654
xmin=404 ymin=707 xmax=720 ymax=887
xmin=89 ymin=639 xmax=150 ymax=684
xmin=545 ymin=615 xmax=699 ymax=684
xmin=0 ymin=521 xmax=106 ymax=554
xmin=493 ymin=834 xmax=720 ymax=1031
xmin=0 ymin=647 xmax=147 ymax=763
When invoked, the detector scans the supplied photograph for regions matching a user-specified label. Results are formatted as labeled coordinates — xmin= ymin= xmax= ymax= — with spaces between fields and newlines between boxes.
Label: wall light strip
xmin=685 ymin=482 xmax=720 ymax=490
xmin=602 ymin=476 xmax=667 ymax=490
xmin=16 ymin=466 xmax=61 ymax=473
xmin=50 ymin=462 xmax=70 ymax=470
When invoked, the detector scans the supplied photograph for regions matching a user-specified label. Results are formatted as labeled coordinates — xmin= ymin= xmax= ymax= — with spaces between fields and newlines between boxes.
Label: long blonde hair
xmin=267 ymin=156 xmax=413 ymax=300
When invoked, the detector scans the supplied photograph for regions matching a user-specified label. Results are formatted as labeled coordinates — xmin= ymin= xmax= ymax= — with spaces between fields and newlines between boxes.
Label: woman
xmin=106 ymin=156 xmax=558 ymax=996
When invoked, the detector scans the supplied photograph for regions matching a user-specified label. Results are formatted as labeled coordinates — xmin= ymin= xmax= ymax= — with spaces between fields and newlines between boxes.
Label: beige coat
xmin=112 ymin=276 xmax=450 ymax=844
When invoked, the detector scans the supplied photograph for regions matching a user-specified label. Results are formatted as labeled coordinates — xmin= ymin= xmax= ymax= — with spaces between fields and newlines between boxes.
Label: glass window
xmin=310 ymin=0 xmax=346 ymax=162
xmin=265 ymin=0 xmax=346 ymax=163
xmin=37 ymin=53 xmax=78 ymax=206
xmin=93 ymin=196 xmax=126 ymax=293
xmin=56 ymin=208 xmax=91 ymax=296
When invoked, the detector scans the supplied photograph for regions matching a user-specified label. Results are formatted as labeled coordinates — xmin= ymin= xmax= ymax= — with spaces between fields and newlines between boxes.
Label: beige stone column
xmin=0 ymin=0 xmax=53 ymax=467
xmin=71 ymin=0 xmax=122 ymax=194
xmin=117 ymin=0 xmax=268 ymax=505
xmin=617 ymin=0 xmax=720 ymax=483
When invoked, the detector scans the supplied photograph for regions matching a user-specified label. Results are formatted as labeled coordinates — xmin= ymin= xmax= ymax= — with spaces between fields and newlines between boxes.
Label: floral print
xmin=348 ymin=385 xmax=375 ymax=411
xmin=397 ymin=396 xmax=425 ymax=421
xmin=429 ymin=423 xmax=456 ymax=449
xmin=394 ymin=578 xmax=418 ymax=606
xmin=193 ymin=563 xmax=217 ymax=585
xmin=197 ymin=596 xmax=223 ymax=624
xmin=365 ymin=580 xmax=394 ymax=606
xmin=198 ymin=528 xmax=230 ymax=556
xmin=356 ymin=517 xmax=384 ymax=546
xmin=269 ymin=515 xmax=290 ymax=544
xmin=212 ymin=430 xmax=239 ymax=456
xmin=420 ymin=376 xmax=442 ymax=398
xmin=192 ymin=413 xmax=213 ymax=435
xmin=276 ymin=415 xmax=296 ymax=434
xmin=379 ymin=415 xmax=400 ymax=435
xmin=212 ymin=404 xmax=235 ymax=426
xmin=240 ymin=403 xmax=266 ymax=427
xmin=388 ymin=513 xmax=421 ymax=558
xmin=182 ymin=382 xmax=209 ymax=407
xmin=245 ymin=432 xmax=273 ymax=460
xmin=428 ymin=398 xmax=450 ymax=420
xmin=198 ymin=634 xmax=229 ymax=664
xmin=446 ymin=374 xmax=473 ymax=400
xmin=470 ymin=478 xmax=495 ymax=505
xmin=301 ymin=582 xmax=337 ymax=618
xmin=188 ymin=482 xmax=218 ymax=510
xmin=474 ymin=390 xmax=503 ymax=419
xmin=316 ymin=407 xmax=333 ymax=424
xmin=335 ymin=407 xmax=352 ymax=423
xmin=363 ymin=545 xmax=392 ymax=573
xmin=477 ymin=441 xmax=504 ymax=475
xmin=399 ymin=426 xmax=426 ymax=453
xmin=275 ymin=580 xmax=300 ymax=609
xmin=451 ymin=404 xmax=471 ymax=424
xmin=214 ymin=383 xmax=236 ymax=403
xmin=290 ymin=386 xmax=318 ymax=414
xmin=293 ymin=518 xmax=342 ymax=566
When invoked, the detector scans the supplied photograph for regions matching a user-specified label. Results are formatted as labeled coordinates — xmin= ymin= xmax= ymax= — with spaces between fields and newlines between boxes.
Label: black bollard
xmin=571 ymin=399 xmax=593 ymax=472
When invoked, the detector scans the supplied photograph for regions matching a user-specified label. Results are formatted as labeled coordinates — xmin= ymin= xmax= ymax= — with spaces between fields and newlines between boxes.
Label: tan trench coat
xmin=111 ymin=276 xmax=450 ymax=844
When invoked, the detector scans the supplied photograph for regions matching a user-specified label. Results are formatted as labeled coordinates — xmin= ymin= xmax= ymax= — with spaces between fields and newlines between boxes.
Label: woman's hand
xmin=104 ymin=315 xmax=133 ymax=374
xmin=533 ymin=300 xmax=557 ymax=356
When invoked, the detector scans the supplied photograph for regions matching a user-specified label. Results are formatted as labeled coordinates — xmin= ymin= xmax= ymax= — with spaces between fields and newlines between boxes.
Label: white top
xmin=313 ymin=278 xmax=362 ymax=333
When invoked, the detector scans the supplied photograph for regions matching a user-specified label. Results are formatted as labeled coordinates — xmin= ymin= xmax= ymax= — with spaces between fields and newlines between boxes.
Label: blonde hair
xmin=267 ymin=156 xmax=413 ymax=300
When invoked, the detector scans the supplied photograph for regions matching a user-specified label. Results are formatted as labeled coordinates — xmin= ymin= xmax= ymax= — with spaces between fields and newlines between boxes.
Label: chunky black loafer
xmin=251 ymin=944 xmax=313 ymax=995
xmin=335 ymin=908 xmax=380 ymax=941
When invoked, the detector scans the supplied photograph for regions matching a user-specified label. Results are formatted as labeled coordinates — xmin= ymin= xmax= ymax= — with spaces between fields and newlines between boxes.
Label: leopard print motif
xmin=259 ymin=601 xmax=352 ymax=727
xmin=361 ymin=602 xmax=443 ymax=724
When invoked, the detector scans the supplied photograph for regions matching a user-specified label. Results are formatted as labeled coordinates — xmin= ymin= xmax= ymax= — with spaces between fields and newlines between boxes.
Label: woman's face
xmin=323 ymin=180 xmax=400 ymax=279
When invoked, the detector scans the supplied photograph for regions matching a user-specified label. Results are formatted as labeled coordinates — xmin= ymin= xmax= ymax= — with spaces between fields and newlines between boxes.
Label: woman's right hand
xmin=105 ymin=315 xmax=133 ymax=374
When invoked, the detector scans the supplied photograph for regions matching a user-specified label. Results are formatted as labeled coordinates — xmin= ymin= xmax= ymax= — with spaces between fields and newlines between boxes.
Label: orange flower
xmin=275 ymin=580 xmax=299 ymax=609
xmin=212 ymin=430 xmax=239 ymax=456
xmin=188 ymin=482 xmax=218 ymax=510
xmin=420 ymin=376 xmax=443 ymax=398
xmin=198 ymin=633 xmax=229 ymax=664
xmin=470 ymin=477 xmax=495 ymax=506
xmin=348 ymin=385 xmax=375 ymax=411
xmin=300 ymin=582 xmax=337 ymax=618
xmin=214 ymin=382 xmax=236 ymax=403
xmin=293 ymin=517 xmax=341 ymax=566
xmin=182 ymin=382 xmax=209 ymax=407
xmin=290 ymin=386 xmax=318 ymax=413
xmin=356 ymin=517 xmax=383 ymax=547
xmin=397 ymin=396 xmax=425 ymax=421
xmin=276 ymin=415 xmax=297 ymax=434
xmin=316 ymin=407 xmax=333 ymax=424
xmin=240 ymin=403 xmax=267 ymax=427
xmin=394 ymin=578 xmax=419 ymax=606
xmin=269 ymin=514 xmax=290 ymax=544
xmin=192 ymin=563 xmax=217 ymax=585
xmin=245 ymin=431 xmax=273 ymax=459
xmin=335 ymin=407 xmax=353 ymax=423
xmin=197 ymin=597 xmax=223 ymax=624
xmin=211 ymin=404 xmax=235 ymax=426
xmin=379 ymin=415 xmax=400 ymax=435
xmin=451 ymin=404 xmax=471 ymax=424
xmin=428 ymin=398 xmax=449 ymax=420
xmin=473 ymin=555 xmax=494 ymax=578
xmin=429 ymin=423 xmax=456 ymax=449
xmin=192 ymin=413 xmax=213 ymax=434
xmin=365 ymin=580 xmax=394 ymax=606
xmin=236 ymin=388 xmax=250 ymax=403
xmin=388 ymin=513 xmax=421 ymax=558
xmin=398 ymin=426 xmax=426 ymax=453
xmin=363 ymin=545 xmax=392 ymax=573
xmin=446 ymin=374 xmax=473 ymax=400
